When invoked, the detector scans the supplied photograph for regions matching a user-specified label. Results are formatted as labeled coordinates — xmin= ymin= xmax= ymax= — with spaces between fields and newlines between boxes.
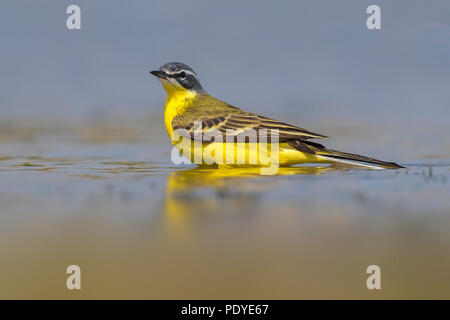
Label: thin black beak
xmin=150 ymin=70 xmax=166 ymax=79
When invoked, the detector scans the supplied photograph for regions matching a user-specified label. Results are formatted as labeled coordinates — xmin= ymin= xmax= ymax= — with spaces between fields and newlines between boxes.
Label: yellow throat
xmin=161 ymin=79 xmax=197 ymax=137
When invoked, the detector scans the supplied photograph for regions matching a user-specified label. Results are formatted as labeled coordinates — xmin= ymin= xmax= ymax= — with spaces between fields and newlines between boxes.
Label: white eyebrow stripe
xmin=164 ymin=69 xmax=197 ymax=78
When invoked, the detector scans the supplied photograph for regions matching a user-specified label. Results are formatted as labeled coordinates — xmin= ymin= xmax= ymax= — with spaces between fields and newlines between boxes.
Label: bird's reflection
xmin=163 ymin=165 xmax=338 ymax=232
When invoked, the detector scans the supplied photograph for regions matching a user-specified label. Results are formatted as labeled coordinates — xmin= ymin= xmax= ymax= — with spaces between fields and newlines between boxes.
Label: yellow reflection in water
xmin=164 ymin=165 xmax=335 ymax=231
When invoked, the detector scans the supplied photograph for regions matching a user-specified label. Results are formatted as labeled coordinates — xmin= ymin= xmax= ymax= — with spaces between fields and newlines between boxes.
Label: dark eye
xmin=178 ymin=71 xmax=186 ymax=79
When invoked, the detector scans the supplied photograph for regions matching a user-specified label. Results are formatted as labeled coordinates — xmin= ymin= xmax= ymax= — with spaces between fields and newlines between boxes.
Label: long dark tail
xmin=316 ymin=148 xmax=404 ymax=169
xmin=288 ymin=140 xmax=404 ymax=169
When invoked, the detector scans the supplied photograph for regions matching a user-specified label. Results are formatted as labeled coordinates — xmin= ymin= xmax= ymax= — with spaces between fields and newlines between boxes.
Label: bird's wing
xmin=171 ymin=95 xmax=327 ymax=143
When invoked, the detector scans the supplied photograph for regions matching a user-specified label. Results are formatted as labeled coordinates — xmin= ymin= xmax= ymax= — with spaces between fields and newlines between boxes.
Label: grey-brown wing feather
xmin=172 ymin=112 xmax=327 ymax=142
xmin=171 ymin=95 xmax=327 ymax=154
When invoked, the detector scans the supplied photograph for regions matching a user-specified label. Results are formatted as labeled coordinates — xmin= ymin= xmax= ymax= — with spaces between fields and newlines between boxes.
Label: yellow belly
xmin=171 ymin=137 xmax=329 ymax=168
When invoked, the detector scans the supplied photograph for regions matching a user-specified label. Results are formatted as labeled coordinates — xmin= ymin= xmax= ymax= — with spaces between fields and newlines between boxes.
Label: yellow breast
xmin=163 ymin=82 xmax=197 ymax=138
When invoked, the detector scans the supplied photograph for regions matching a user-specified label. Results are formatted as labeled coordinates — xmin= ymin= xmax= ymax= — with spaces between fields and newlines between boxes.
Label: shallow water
xmin=0 ymin=123 xmax=449 ymax=299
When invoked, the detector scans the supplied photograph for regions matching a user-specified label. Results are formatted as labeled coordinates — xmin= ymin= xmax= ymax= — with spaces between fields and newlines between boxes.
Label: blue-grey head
xmin=150 ymin=62 xmax=204 ymax=93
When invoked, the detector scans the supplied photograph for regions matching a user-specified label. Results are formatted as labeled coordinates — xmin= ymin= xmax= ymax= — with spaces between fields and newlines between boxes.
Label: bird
xmin=150 ymin=62 xmax=404 ymax=170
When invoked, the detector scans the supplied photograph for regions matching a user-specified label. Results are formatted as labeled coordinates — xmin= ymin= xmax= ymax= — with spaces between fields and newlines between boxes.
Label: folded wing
xmin=171 ymin=95 xmax=327 ymax=154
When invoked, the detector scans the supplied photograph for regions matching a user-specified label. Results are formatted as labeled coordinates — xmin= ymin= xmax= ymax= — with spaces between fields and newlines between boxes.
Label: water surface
xmin=0 ymin=122 xmax=449 ymax=299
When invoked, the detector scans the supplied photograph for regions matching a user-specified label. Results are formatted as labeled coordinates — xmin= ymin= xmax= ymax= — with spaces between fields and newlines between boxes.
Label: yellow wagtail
xmin=151 ymin=62 xmax=403 ymax=170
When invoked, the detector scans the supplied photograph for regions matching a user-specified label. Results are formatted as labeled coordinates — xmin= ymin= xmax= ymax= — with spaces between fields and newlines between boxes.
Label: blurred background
xmin=0 ymin=0 xmax=449 ymax=299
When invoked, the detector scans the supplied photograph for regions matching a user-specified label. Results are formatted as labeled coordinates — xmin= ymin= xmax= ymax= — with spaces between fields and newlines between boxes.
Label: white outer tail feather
xmin=319 ymin=155 xmax=385 ymax=170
